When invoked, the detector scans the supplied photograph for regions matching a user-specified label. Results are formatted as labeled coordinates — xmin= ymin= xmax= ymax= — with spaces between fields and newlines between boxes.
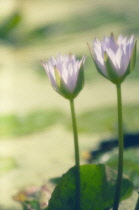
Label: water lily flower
xmin=88 ymin=34 xmax=136 ymax=209
xmin=89 ymin=33 xmax=136 ymax=84
xmin=41 ymin=54 xmax=85 ymax=99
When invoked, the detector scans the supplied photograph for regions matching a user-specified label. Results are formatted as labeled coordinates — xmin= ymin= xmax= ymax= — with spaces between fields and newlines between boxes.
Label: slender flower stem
xmin=113 ymin=84 xmax=124 ymax=210
xmin=70 ymin=99 xmax=80 ymax=210
xmin=135 ymin=192 xmax=139 ymax=210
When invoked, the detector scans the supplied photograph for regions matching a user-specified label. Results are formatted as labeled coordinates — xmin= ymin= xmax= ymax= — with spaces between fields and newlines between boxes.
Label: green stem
xmin=135 ymin=192 xmax=139 ymax=210
xmin=113 ymin=84 xmax=124 ymax=210
xmin=70 ymin=99 xmax=80 ymax=210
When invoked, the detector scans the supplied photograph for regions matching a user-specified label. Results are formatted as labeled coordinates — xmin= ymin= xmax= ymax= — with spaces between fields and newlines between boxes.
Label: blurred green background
xmin=0 ymin=0 xmax=139 ymax=209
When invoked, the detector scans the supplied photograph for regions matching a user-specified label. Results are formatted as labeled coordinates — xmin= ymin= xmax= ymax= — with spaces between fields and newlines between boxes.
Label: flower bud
xmin=41 ymin=54 xmax=85 ymax=99
xmin=89 ymin=33 xmax=137 ymax=84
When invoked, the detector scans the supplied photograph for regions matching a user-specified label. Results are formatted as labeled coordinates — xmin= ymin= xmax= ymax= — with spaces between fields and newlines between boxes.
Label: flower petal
xmin=41 ymin=54 xmax=85 ymax=99
xmin=91 ymin=33 xmax=136 ymax=84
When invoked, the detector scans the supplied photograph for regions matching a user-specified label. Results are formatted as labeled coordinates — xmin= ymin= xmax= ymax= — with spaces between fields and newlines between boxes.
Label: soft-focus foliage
xmin=0 ymin=156 xmax=17 ymax=175
xmin=13 ymin=185 xmax=51 ymax=210
xmin=0 ymin=109 xmax=64 ymax=138
xmin=103 ymin=148 xmax=139 ymax=189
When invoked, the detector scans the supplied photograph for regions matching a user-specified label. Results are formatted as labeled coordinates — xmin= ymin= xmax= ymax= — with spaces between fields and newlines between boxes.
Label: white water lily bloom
xmin=41 ymin=54 xmax=85 ymax=99
xmin=90 ymin=33 xmax=136 ymax=84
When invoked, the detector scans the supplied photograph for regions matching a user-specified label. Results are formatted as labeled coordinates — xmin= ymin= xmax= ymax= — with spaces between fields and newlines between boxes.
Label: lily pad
xmin=103 ymin=148 xmax=139 ymax=189
xmin=47 ymin=164 xmax=133 ymax=210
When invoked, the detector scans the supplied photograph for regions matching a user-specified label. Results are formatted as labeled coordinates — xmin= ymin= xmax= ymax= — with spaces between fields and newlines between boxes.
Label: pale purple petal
xmin=117 ymin=35 xmax=124 ymax=45
xmin=93 ymin=39 xmax=103 ymax=55
xmin=128 ymin=35 xmax=135 ymax=57
xmin=41 ymin=61 xmax=58 ymax=89
xmin=102 ymin=35 xmax=117 ymax=53
xmin=106 ymin=48 xmax=116 ymax=68
xmin=121 ymin=36 xmax=128 ymax=45
xmin=92 ymin=33 xmax=135 ymax=81
xmin=115 ymin=47 xmax=123 ymax=69
xmin=94 ymin=54 xmax=108 ymax=77
xmin=41 ymin=54 xmax=85 ymax=94
xmin=115 ymin=47 xmax=130 ymax=75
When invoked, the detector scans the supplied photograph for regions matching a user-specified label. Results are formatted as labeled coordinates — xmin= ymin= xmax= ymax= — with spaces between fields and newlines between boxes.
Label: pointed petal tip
xmin=87 ymin=42 xmax=90 ymax=49
xmin=41 ymin=60 xmax=46 ymax=67
xmin=87 ymin=42 xmax=94 ymax=58
xmin=93 ymin=37 xmax=100 ymax=44
xmin=87 ymin=42 xmax=91 ymax=51
xmin=110 ymin=32 xmax=114 ymax=37
xmin=81 ymin=56 xmax=86 ymax=64
xmin=41 ymin=60 xmax=44 ymax=64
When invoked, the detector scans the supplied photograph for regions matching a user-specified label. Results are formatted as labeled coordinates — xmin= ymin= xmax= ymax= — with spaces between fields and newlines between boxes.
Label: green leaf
xmin=23 ymin=200 xmax=40 ymax=210
xmin=22 ymin=200 xmax=41 ymax=210
xmin=47 ymin=164 xmax=133 ymax=210
xmin=116 ymin=191 xmax=138 ymax=210
xmin=49 ymin=177 xmax=61 ymax=185
xmin=0 ymin=12 xmax=21 ymax=37
xmin=104 ymin=148 xmax=139 ymax=188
